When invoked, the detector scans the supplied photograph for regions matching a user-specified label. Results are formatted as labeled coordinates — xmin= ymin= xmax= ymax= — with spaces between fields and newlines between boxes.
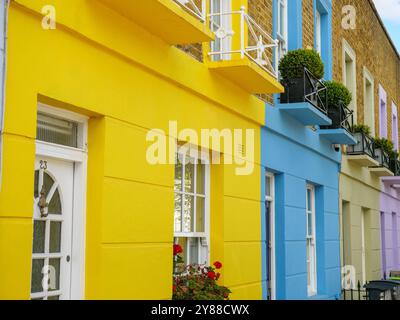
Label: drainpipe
xmin=0 ymin=0 xmax=10 ymax=190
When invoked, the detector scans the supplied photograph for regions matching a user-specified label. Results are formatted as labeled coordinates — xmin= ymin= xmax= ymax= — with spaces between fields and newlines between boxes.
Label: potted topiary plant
xmin=374 ymin=138 xmax=394 ymax=169
xmin=279 ymin=49 xmax=324 ymax=105
xmin=320 ymin=80 xmax=352 ymax=129
xmin=348 ymin=124 xmax=374 ymax=156
xmin=352 ymin=124 xmax=371 ymax=136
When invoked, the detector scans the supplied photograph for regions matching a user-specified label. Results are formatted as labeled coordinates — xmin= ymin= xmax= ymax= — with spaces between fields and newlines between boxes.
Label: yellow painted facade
xmin=0 ymin=0 xmax=283 ymax=299
xmin=339 ymin=159 xmax=382 ymax=283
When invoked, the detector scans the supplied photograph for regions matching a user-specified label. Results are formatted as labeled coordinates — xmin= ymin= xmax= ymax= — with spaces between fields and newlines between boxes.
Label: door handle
xmin=66 ymin=255 xmax=71 ymax=262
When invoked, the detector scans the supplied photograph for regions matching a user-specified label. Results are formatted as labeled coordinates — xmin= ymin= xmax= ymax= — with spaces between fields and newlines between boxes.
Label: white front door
xmin=31 ymin=156 xmax=74 ymax=300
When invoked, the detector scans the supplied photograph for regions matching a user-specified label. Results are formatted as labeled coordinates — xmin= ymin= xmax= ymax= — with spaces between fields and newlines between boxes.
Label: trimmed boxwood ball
xmin=374 ymin=138 xmax=395 ymax=156
xmin=321 ymin=80 xmax=352 ymax=108
xmin=351 ymin=124 xmax=371 ymax=136
xmin=279 ymin=49 xmax=324 ymax=80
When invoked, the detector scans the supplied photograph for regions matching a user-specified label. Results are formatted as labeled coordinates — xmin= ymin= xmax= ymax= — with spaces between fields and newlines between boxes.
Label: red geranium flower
xmin=173 ymin=285 xmax=177 ymax=292
xmin=207 ymin=271 xmax=216 ymax=280
xmin=213 ymin=261 xmax=222 ymax=269
xmin=173 ymin=244 xmax=183 ymax=256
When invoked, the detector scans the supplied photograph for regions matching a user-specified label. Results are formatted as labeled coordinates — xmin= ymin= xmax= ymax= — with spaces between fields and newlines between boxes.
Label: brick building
xmin=332 ymin=0 xmax=400 ymax=286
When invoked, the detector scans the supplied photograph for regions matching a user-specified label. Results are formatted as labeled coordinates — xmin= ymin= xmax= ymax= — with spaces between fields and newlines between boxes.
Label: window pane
xmin=174 ymin=156 xmax=182 ymax=192
xmin=175 ymin=237 xmax=188 ymax=268
xmin=37 ymin=113 xmax=78 ymax=148
xmin=307 ymin=212 xmax=313 ymax=237
xmin=196 ymin=197 xmax=205 ymax=232
xmin=31 ymin=259 xmax=45 ymax=293
xmin=307 ymin=189 xmax=312 ymax=211
xmin=174 ymin=194 xmax=182 ymax=232
xmin=48 ymin=296 xmax=60 ymax=300
xmin=183 ymin=195 xmax=194 ymax=232
xmin=48 ymin=258 xmax=60 ymax=291
xmin=33 ymin=220 xmax=45 ymax=254
xmin=196 ymin=163 xmax=205 ymax=195
xmin=265 ymin=176 xmax=271 ymax=197
xmin=48 ymin=189 xmax=62 ymax=215
xmin=184 ymin=160 xmax=195 ymax=193
xmin=43 ymin=172 xmax=54 ymax=198
xmin=189 ymin=238 xmax=199 ymax=265
xmin=34 ymin=170 xmax=39 ymax=198
xmin=49 ymin=221 xmax=62 ymax=253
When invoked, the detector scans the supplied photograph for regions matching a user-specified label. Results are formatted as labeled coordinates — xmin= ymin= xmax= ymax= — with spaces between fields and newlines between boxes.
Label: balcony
xmin=319 ymin=103 xmax=357 ymax=145
xmin=98 ymin=0 xmax=214 ymax=44
xmin=369 ymin=147 xmax=394 ymax=177
xmin=278 ymin=67 xmax=332 ymax=126
xmin=207 ymin=6 xmax=284 ymax=94
xmin=346 ymin=132 xmax=379 ymax=167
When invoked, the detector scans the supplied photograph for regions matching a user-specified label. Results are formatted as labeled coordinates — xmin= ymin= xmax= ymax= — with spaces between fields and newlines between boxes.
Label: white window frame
xmin=265 ymin=172 xmax=276 ymax=300
xmin=174 ymin=147 xmax=210 ymax=266
xmin=363 ymin=67 xmax=375 ymax=137
xmin=277 ymin=0 xmax=288 ymax=61
xmin=306 ymin=184 xmax=317 ymax=297
xmin=315 ymin=10 xmax=322 ymax=55
xmin=342 ymin=39 xmax=357 ymax=124
xmin=34 ymin=103 xmax=88 ymax=300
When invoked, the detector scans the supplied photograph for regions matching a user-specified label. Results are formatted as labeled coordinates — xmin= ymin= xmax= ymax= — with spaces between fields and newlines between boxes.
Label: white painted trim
xmin=35 ymin=105 xmax=88 ymax=300
xmin=174 ymin=146 xmax=210 ymax=266
xmin=277 ymin=0 xmax=288 ymax=60
xmin=361 ymin=209 xmax=366 ymax=285
xmin=363 ymin=67 xmax=375 ymax=137
xmin=306 ymin=184 xmax=317 ymax=297
xmin=342 ymin=38 xmax=357 ymax=124
xmin=265 ymin=172 xmax=276 ymax=300
xmin=315 ymin=10 xmax=322 ymax=55
xmin=38 ymin=103 xmax=88 ymax=151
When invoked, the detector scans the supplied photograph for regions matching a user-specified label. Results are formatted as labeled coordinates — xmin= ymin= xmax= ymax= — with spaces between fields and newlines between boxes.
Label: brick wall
xmin=332 ymin=0 xmax=400 ymax=140
xmin=303 ymin=0 xmax=315 ymax=49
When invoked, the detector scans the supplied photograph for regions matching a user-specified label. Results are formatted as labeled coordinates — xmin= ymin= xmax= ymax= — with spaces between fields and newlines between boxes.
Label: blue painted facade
xmin=262 ymin=0 xmax=342 ymax=300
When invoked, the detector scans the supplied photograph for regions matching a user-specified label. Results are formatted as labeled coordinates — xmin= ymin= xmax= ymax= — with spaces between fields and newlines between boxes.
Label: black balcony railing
xmin=342 ymin=280 xmax=400 ymax=300
xmin=347 ymin=132 xmax=376 ymax=160
xmin=321 ymin=101 xmax=354 ymax=133
xmin=375 ymin=147 xmax=391 ymax=170
xmin=279 ymin=67 xmax=328 ymax=115
xmin=390 ymin=158 xmax=400 ymax=176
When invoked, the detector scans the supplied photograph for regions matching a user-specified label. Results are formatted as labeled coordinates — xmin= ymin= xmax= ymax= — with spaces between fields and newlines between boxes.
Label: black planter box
xmin=326 ymin=107 xmax=341 ymax=128
xmin=280 ymin=76 xmax=318 ymax=106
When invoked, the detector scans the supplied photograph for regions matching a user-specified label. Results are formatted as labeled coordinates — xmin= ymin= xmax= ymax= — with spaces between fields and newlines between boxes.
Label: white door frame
xmin=35 ymin=103 xmax=88 ymax=300
xmin=306 ymin=184 xmax=317 ymax=297
xmin=361 ymin=209 xmax=366 ymax=285
xmin=265 ymin=172 xmax=276 ymax=300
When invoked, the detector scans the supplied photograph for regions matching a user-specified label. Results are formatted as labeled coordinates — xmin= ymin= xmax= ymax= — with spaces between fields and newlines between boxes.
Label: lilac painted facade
xmin=379 ymin=85 xmax=387 ymax=139
xmin=380 ymin=179 xmax=400 ymax=277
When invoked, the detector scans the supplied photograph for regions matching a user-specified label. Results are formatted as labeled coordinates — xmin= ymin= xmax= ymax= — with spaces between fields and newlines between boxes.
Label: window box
xmin=346 ymin=132 xmax=379 ymax=167
xmin=369 ymin=147 xmax=394 ymax=177
xmin=278 ymin=67 xmax=331 ymax=126
xmin=319 ymin=103 xmax=357 ymax=145
xmin=98 ymin=0 xmax=214 ymax=44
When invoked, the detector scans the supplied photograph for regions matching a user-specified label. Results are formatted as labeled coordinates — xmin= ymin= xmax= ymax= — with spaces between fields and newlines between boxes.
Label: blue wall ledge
xmin=278 ymin=102 xmax=332 ymax=126
xmin=318 ymin=129 xmax=357 ymax=145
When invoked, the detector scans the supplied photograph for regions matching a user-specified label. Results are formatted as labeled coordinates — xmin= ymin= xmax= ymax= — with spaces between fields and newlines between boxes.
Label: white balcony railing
xmin=208 ymin=6 xmax=279 ymax=79
xmin=173 ymin=0 xmax=206 ymax=22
